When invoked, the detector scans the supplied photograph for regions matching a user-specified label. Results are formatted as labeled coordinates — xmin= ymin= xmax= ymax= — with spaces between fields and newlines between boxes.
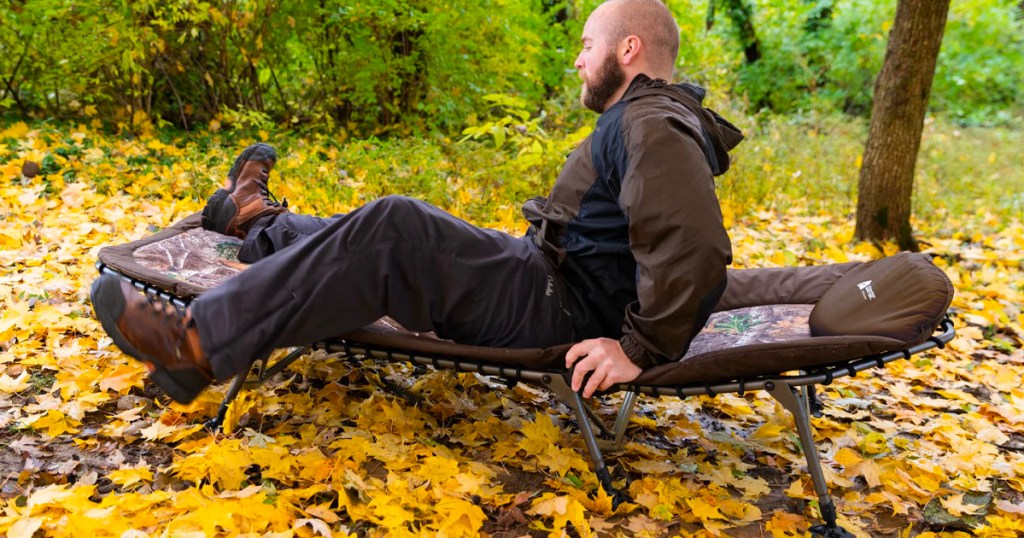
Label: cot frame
xmin=96 ymin=262 xmax=955 ymax=538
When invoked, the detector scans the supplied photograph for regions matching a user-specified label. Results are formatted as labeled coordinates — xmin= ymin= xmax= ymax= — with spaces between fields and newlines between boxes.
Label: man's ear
xmin=620 ymin=35 xmax=642 ymax=65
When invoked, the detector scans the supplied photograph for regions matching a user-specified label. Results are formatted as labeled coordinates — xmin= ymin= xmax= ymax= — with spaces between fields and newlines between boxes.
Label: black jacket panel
xmin=523 ymin=74 xmax=742 ymax=368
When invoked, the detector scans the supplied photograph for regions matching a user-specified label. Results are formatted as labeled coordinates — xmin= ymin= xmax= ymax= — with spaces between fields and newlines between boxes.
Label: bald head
xmin=598 ymin=0 xmax=680 ymax=80
xmin=574 ymin=0 xmax=681 ymax=112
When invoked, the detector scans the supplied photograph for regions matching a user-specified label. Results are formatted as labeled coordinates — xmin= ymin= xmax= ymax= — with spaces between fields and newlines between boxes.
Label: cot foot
xmin=203 ymin=415 xmax=225 ymax=431
xmin=203 ymin=371 xmax=248 ymax=432
xmin=809 ymin=499 xmax=854 ymax=538
xmin=595 ymin=467 xmax=630 ymax=509
xmin=808 ymin=523 xmax=855 ymax=538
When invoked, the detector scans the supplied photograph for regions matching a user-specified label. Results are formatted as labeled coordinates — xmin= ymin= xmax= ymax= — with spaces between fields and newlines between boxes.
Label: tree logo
xmin=858 ymin=280 xmax=876 ymax=301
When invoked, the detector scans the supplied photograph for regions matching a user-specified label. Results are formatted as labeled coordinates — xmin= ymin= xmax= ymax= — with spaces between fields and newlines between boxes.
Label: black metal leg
xmin=541 ymin=373 xmax=630 ymax=508
xmin=766 ymin=381 xmax=854 ymax=538
xmin=806 ymin=384 xmax=824 ymax=417
xmin=203 ymin=347 xmax=311 ymax=432
xmin=204 ymin=372 xmax=248 ymax=431
xmin=256 ymin=347 xmax=311 ymax=381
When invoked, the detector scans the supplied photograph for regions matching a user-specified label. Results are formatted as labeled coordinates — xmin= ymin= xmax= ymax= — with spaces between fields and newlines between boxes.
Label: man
xmin=90 ymin=0 xmax=742 ymax=404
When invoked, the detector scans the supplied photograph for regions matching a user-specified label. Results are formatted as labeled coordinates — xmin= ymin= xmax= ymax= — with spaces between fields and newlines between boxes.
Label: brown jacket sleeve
xmin=616 ymin=111 xmax=732 ymax=368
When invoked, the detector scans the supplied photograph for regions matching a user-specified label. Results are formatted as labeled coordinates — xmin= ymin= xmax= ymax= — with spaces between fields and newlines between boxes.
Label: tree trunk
xmin=720 ymin=0 xmax=761 ymax=63
xmin=854 ymin=0 xmax=950 ymax=250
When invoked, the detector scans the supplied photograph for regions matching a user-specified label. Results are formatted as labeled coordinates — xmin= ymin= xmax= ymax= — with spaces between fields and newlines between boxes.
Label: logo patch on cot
xmin=858 ymin=280 xmax=876 ymax=301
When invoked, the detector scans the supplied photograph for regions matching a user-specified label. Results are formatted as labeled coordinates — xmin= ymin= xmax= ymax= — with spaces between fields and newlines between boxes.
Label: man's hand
xmin=565 ymin=338 xmax=643 ymax=398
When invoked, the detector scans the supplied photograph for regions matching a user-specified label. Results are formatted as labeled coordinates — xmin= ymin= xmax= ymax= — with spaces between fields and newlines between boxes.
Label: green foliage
xmin=0 ymin=0 xmax=1020 ymax=131
xmin=716 ymin=112 xmax=1024 ymax=227
xmin=0 ymin=0 xmax=569 ymax=135
xmin=719 ymin=0 xmax=893 ymax=115
xmin=686 ymin=0 xmax=1023 ymax=124
xmin=931 ymin=0 xmax=1024 ymax=126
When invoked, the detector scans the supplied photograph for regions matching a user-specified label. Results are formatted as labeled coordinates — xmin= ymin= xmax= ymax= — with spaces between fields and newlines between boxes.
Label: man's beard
xmin=581 ymin=52 xmax=627 ymax=113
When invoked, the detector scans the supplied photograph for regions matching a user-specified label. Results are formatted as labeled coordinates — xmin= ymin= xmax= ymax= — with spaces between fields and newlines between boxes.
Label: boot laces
xmin=257 ymin=181 xmax=289 ymax=208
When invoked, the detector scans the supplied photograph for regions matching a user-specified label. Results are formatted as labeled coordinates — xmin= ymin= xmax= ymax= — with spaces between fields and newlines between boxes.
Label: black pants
xmin=190 ymin=196 xmax=578 ymax=380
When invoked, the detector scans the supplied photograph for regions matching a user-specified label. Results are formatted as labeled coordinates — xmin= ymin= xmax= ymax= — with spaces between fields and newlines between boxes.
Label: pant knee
xmin=341 ymin=195 xmax=436 ymax=247
xmin=364 ymin=195 xmax=424 ymax=217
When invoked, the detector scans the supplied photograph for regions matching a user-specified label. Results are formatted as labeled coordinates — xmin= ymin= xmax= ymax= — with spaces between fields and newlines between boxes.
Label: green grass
xmin=714 ymin=113 xmax=1023 ymax=231
xmin=4 ymin=112 xmax=1020 ymax=236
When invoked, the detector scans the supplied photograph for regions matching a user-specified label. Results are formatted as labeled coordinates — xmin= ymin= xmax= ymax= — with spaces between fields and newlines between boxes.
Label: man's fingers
xmin=565 ymin=340 xmax=592 ymax=368
xmin=570 ymin=354 xmax=595 ymax=391
xmin=582 ymin=366 xmax=605 ymax=398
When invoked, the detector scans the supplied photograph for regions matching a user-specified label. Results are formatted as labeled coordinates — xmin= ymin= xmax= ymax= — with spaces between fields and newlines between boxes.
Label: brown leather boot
xmin=90 ymin=274 xmax=213 ymax=403
xmin=202 ymin=143 xmax=289 ymax=239
xmin=225 ymin=142 xmax=277 ymax=190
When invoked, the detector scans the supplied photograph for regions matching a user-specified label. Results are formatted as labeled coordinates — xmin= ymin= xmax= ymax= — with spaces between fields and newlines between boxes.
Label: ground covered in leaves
xmin=0 ymin=120 xmax=1022 ymax=537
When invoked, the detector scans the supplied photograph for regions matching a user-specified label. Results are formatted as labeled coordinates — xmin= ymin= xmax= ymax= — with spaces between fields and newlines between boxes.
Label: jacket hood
xmin=621 ymin=75 xmax=744 ymax=176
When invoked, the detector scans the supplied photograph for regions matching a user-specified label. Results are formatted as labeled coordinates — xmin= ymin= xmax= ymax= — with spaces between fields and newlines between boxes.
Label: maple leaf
xmin=941 ymin=493 xmax=987 ymax=517
xmin=686 ymin=496 xmax=727 ymax=522
xmin=529 ymin=493 xmax=592 ymax=538
xmin=222 ymin=390 xmax=257 ymax=435
xmin=139 ymin=419 xmax=189 ymax=441
xmin=975 ymin=515 xmax=1024 ymax=537
xmin=994 ymin=500 xmax=1024 ymax=515
xmin=865 ymin=491 xmax=912 ymax=516
xmin=765 ymin=510 xmax=806 ymax=537
xmin=108 ymin=466 xmax=154 ymax=488
xmin=363 ymin=493 xmax=417 ymax=529
xmin=518 ymin=412 xmax=561 ymax=456
xmin=860 ymin=431 xmax=889 ymax=455
xmin=0 ymin=371 xmax=31 ymax=393
xmin=750 ymin=421 xmax=785 ymax=440
xmin=294 ymin=518 xmax=334 ymax=537
xmin=434 ymin=497 xmax=486 ymax=536
xmin=22 ymin=409 xmax=81 ymax=437
xmin=5 ymin=517 xmax=44 ymax=538
xmin=97 ymin=363 xmax=146 ymax=394
xmin=732 ymin=475 xmax=771 ymax=497
xmin=304 ymin=502 xmax=341 ymax=523
xmin=417 ymin=455 xmax=461 ymax=485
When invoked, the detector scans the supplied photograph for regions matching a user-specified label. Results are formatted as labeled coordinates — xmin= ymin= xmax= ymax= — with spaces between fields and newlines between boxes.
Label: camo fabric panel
xmin=683 ymin=304 xmax=814 ymax=358
xmin=132 ymin=229 xmax=246 ymax=290
xmin=131 ymin=229 xmax=438 ymax=339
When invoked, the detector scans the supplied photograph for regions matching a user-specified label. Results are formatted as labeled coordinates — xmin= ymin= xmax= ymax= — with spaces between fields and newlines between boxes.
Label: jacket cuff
xmin=619 ymin=335 xmax=656 ymax=371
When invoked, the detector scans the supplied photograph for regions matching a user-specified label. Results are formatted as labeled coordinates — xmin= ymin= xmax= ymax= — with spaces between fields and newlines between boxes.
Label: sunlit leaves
xmin=0 ymin=118 xmax=1021 ymax=536
xmin=20 ymin=409 xmax=81 ymax=438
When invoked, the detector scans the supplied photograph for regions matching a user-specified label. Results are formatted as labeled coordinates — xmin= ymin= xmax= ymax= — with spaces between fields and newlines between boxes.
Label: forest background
xmin=0 ymin=0 xmax=1023 ymax=537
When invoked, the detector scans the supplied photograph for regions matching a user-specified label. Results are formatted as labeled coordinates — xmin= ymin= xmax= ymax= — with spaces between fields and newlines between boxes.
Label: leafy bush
xmin=0 ymin=0 xmax=1020 ymax=131
xmin=0 ymin=0 xmax=577 ymax=135
xmin=931 ymin=0 xmax=1024 ymax=126
xmin=691 ymin=0 xmax=1022 ymax=123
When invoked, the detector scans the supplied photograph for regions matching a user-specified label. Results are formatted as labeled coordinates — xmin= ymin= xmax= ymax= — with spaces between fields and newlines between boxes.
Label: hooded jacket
xmin=523 ymin=74 xmax=743 ymax=369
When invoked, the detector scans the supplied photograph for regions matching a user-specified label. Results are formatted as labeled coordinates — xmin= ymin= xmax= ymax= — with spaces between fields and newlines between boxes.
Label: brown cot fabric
xmin=716 ymin=262 xmax=861 ymax=311
xmin=97 ymin=215 xmax=952 ymax=386
xmin=633 ymin=334 xmax=905 ymax=386
xmin=809 ymin=252 xmax=953 ymax=346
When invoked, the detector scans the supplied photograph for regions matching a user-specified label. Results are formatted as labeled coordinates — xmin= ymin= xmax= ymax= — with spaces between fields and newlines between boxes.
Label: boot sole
xmin=227 ymin=143 xmax=277 ymax=189
xmin=90 ymin=275 xmax=209 ymax=404
xmin=200 ymin=188 xmax=239 ymax=236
